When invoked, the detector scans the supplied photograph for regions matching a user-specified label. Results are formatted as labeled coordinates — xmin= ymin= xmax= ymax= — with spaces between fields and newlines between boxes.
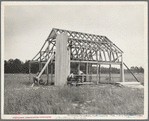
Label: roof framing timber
xmin=32 ymin=28 xmax=123 ymax=63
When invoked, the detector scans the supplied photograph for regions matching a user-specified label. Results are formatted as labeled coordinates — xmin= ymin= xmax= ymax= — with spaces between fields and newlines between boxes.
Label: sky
xmin=3 ymin=2 xmax=147 ymax=68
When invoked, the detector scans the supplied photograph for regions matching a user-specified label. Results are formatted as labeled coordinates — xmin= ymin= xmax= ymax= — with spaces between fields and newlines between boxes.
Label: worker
xmin=67 ymin=72 xmax=74 ymax=81
xmin=78 ymin=70 xmax=84 ymax=83
xmin=67 ymin=72 xmax=74 ymax=85
xmin=78 ymin=70 xmax=84 ymax=75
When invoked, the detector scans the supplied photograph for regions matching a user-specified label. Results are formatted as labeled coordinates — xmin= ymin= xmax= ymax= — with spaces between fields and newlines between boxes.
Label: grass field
xmin=4 ymin=73 xmax=144 ymax=114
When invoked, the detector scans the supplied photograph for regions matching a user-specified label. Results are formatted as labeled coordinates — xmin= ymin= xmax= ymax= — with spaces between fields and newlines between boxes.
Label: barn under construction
xmin=29 ymin=28 xmax=125 ymax=86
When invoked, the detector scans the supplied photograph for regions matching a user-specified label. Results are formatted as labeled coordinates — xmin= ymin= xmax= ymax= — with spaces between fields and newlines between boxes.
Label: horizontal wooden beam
xmin=70 ymin=60 xmax=121 ymax=65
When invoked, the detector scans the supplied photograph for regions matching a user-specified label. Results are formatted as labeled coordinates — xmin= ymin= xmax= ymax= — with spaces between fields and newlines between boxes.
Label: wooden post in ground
xmin=39 ymin=51 xmax=42 ymax=72
xmin=29 ymin=61 xmax=31 ymax=81
xmin=86 ymin=63 xmax=89 ymax=82
xmin=109 ymin=50 xmax=111 ymax=83
xmin=96 ymin=63 xmax=98 ymax=85
xmin=99 ymin=64 xmax=101 ymax=83
xmin=109 ymin=64 xmax=111 ymax=83
xmin=120 ymin=54 xmax=125 ymax=82
xmin=89 ymin=63 xmax=92 ymax=82
xmin=51 ymin=63 xmax=53 ymax=84
xmin=55 ymin=33 xmax=70 ymax=86
xmin=46 ymin=41 xmax=50 ymax=85
xmin=46 ymin=65 xmax=49 ymax=85
xmin=77 ymin=62 xmax=81 ymax=82
xmin=78 ymin=62 xmax=80 ymax=72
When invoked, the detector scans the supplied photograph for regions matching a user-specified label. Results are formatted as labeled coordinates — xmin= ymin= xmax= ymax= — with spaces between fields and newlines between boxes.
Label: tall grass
xmin=4 ymin=86 xmax=144 ymax=114
xmin=4 ymin=74 xmax=144 ymax=114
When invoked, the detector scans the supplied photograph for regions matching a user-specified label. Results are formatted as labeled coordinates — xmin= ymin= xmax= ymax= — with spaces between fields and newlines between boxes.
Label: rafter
xmin=32 ymin=28 xmax=123 ymax=63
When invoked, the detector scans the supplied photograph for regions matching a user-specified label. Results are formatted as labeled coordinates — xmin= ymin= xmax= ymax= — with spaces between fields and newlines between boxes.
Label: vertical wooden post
xmin=51 ymin=63 xmax=53 ymax=84
xmin=77 ymin=62 xmax=81 ymax=82
xmin=99 ymin=64 xmax=101 ymax=83
xmin=39 ymin=51 xmax=42 ymax=71
xmin=90 ymin=63 xmax=92 ymax=82
xmin=120 ymin=54 xmax=125 ymax=82
xmin=86 ymin=63 xmax=89 ymax=82
xmin=78 ymin=62 xmax=80 ymax=72
xmin=46 ymin=41 xmax=50 ymax=85
xmin=109 ymin=64 xmax=111 ymax=83
xmin=96 ymin=63 xmax=98 ymax=85
xmin=46 ymin=65 xmax=49 ymax=85
xmin=109 ymin=49 xmax=111 ymax=83
xmin=29 ymin=61 xmax=31 ymax=81
xmin=68 ymin=47 xmax=70 ymax=76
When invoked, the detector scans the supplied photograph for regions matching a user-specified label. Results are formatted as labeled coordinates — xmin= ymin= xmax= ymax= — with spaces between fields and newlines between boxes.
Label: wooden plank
xmin=96 ymin=51 xmax=98 ymax=61
xmin=109 ymin=64 xmax=111 ymax=82
xmin=105 ymin=51 xmax=110 ymax=61
xmin=123 ymin=63 xmax=139 ymax=82
xmin=99 ymin=64 xmax=101 ymax=83
xmin=46 ymin=65 xmax=49 ymax=85
xmin=29 ymin=61 xmax=31 ymax=81
xmin=99 ymin=50 xmax=103 ymax=61
xmin=46 ymin=41 xmax=50 ymax=84
xmin=51 ymin=63 xmax=53 ymax=84
xmin=90 ymin=64 xmax=92 ymax=82
xmin=109 ymin=47 xmax=112 ymax=82
xmin=103 ymin=50 xmax=107 ymax=61
xmin=70 ymin=60 xmax=121 ymax=65
xmin=37 ymin=53 xmax=54 ymax=79
xmin=55 ymin=33 xmax=70 ymax=86
xmin=86 ymin=63 xmax=89 ymax=81
xmin=120 ymin=54 xmax=125 ymax=82
xmin=96 ymin=63 xmax=98 ymax=85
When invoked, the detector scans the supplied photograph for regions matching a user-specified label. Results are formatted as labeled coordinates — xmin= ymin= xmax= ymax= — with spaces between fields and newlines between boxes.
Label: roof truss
xmin=32 ymin=28 xmax=123 ymax=63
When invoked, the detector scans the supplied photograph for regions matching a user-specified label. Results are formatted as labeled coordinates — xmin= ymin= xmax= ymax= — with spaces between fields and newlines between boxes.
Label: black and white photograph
xmin=1 ymin=1 xmax=148 ymax=119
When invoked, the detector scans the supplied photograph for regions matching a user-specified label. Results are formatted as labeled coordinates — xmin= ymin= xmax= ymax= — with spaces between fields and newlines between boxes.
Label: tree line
xmin=4 ymin=58 xmax=144 ymax=74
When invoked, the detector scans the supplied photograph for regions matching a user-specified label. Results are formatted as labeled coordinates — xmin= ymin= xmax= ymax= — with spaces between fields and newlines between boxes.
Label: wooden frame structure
xmin=29 ymin=28 xmax=124 ymax=86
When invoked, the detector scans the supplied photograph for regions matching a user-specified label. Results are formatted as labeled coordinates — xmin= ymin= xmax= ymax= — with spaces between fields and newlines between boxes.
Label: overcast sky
xmin=3 ymin=2 xmax=147 ymax=68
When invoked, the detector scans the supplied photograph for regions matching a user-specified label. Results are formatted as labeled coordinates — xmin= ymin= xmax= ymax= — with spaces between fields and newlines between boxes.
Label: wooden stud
xmin=109 ymin=44 xmax=112 ymax=83
xmin=109 ymin=64 xmax=111 ymax=83
xmin=99 ymin=64 xmax=101 ymax=83
xmin=51 ymin=63 xmax=53 ymax=84
xmin=96 ymin=63 xmax=98 ymax=85
xmin=120 ymin=54 xmax=125 ymax=82
xmin=29 ymin=61 xmax=31 ymax=81
xmin=86 ymin=62 xmax=89 ymax=82
xmin=78 ymin=62 xmax=80 ymax=73
xmin=89 ymin=63 xmax=92 ymax=82
xmin=46 ymin=41 xmax=50 ymax=85
xmin=46 ymin=64 xmax=49 ymax=85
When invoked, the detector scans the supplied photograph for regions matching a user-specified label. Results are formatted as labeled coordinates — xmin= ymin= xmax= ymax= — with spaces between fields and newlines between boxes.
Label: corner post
xmin=109 ymin=50 xmax=111 ymax=83
xmin=29 ymin=61 xmax=31 ymax=81
xmin=120 ymin=53 xmax=125 ymax=82
xmin=46 ymin=41 xmax=50 ymax=85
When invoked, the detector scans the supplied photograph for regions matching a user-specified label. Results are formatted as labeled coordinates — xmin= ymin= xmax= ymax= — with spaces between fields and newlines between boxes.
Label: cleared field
xmin=4 ymin=73 xmax=144 ymax=114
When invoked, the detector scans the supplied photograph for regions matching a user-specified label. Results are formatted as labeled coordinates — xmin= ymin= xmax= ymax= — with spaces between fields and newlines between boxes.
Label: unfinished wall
xmin=55 ymin=33 xmax=70 ymax=86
